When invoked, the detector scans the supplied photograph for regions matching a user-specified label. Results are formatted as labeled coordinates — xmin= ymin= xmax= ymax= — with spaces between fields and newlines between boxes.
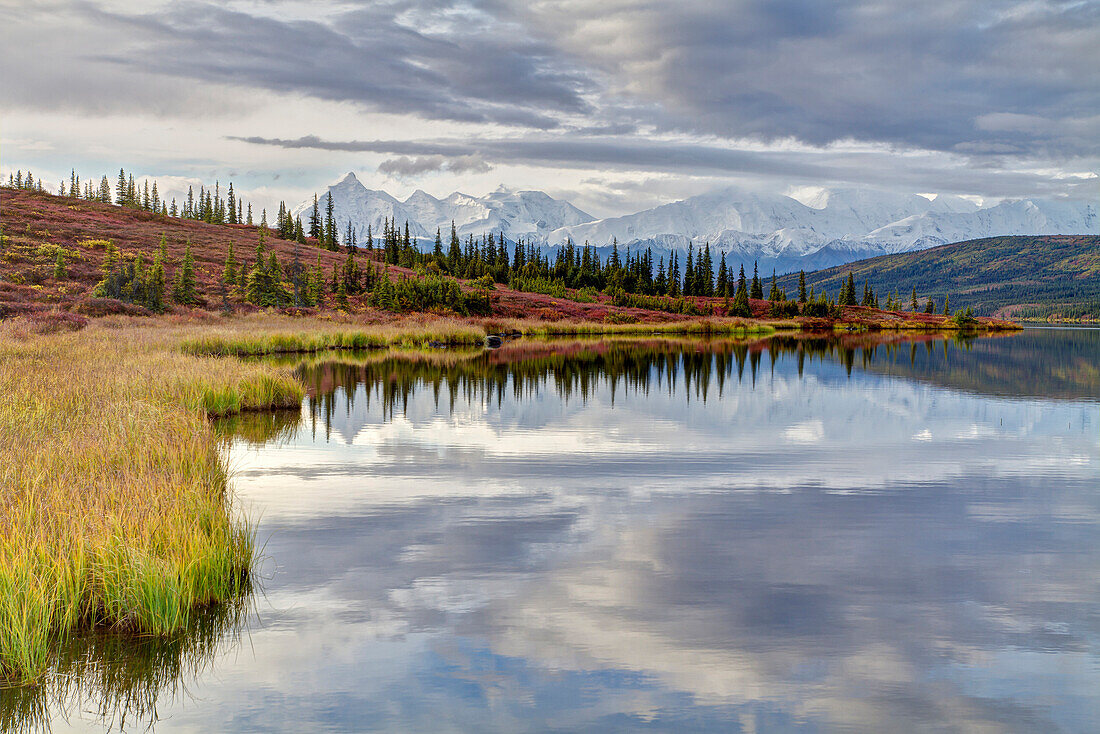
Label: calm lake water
xmin=16 ymin=328 xmax=1100 ymax=732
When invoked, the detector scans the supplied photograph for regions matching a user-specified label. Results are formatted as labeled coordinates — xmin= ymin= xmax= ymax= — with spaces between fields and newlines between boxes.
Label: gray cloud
xmin=378 ymin=154 xmax=492 ymax=177
xmin=232 ymin=133 xmax=1099 ymax=200
xmin=2 ymin=0 xmax=1098 ymax=205
xmin=515 ymin=0 xmax=1100 ymax=157
xmin=1 ymin=0 xmax=592 ymax=128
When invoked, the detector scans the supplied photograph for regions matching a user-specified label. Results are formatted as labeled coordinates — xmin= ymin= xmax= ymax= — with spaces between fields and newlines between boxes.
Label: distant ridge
xmin=776 ymin=235 xmax=1100 ymax=319
xmin=301 ymin=174 xmax=1099 ymax=274
xmin=291 ymin=172 xmax=594 ymax=243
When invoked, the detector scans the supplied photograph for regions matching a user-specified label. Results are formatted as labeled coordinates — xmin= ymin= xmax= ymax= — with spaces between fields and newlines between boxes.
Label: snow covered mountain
xmin=296 ymin=174 xmax=1098 ymax=273
xmin=547 ymin=186 xmax=1098 ymax=273
xmin=292 ymin=173 xmax=594 ymax=243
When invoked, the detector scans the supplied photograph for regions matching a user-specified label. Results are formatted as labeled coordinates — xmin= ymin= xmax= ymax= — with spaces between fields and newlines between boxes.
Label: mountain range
xmin=297 ymin=173 xmax=1099 ymax=273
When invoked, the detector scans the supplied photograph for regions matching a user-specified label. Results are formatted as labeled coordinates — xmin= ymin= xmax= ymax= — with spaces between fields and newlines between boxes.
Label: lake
xmin=14 ymin=328 xmax=1100 ymax=732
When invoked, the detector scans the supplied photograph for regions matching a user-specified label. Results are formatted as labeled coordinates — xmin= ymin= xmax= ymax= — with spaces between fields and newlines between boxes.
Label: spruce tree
xmin=224 ymin=242 xmax=238 ymax=291
xmin=172 ymin=243 xmax=198 ymax=305
xmin=683 ymin=245 xmax=695 ymax=297
xmin=227 ymin=183 xmax=237 ymax=224
xmin=700 ymin=243 xmax=714 ymax=296
xmin=840 ymin=272 xmax=857 ymax=306
xmin=324 ymin=194 xmax=336 ymax=249
xmin=798 ymin=270 xmax=807 ymax=303
xmin=730 ymin=264 xmax=751 ymax=317
xmin=750 ymin=262 xmax=763 ymax=300
xmin=768 ymin=270 xmax=780 ymax=301
xmin=447 ymin=221 xmax=461 ymax=273
xmin=115 ymin=168 xmax=126 ymax=206
xmin=309 ymin=194 xmax=320 ymax=239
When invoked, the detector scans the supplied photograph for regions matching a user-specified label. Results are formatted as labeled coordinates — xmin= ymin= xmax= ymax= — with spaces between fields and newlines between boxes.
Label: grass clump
xmin=0 ymin=322 xmax=301 ymax=684
xmin=180 ymin=317 xmax=487 ymax=356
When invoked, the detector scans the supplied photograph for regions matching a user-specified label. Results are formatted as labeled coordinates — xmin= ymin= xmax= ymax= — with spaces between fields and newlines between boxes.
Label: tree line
xmin=6 ymin=167 xmax=961 ymax=318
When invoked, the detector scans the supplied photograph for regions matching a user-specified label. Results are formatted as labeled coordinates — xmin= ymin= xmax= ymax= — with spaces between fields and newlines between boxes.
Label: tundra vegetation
xmin=2 ymin=172 xmax=1026 ymax=327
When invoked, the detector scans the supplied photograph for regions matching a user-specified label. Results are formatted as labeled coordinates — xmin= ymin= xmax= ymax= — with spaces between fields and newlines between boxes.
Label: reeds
xmin=180 ymin=317 xmax=487 ymax=356
xmin=0 ymin=322 xmax=300 ymax=684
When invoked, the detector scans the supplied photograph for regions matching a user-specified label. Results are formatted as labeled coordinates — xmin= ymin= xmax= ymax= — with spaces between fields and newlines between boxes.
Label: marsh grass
xmin=180 ymin=317 xmax=487 ymax=356
xmin=0 ymin=321 xmax=300 ymax=684
xmin=0 ymin=588 xmax=251 ymax=732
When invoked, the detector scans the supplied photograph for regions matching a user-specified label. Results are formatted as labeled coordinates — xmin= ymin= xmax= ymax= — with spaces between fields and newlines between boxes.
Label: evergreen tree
xmin=224 ymin=241 xmax=238 ymax=291
xmin=730 ymin=264 xmax=751 ymax=317
xmin=447 ymin=221 xmax=461 ymax=273
xmin=798 ymin=270 xmax=807 ymax=303
xmin=324 ymin=194 xmax=336 ymax=249
xmin=172 ymin=243 xmax=198 ymax=305
xmin=227 ymin=183 xmax=237 ymax=224
xmin=309 ymin=194 xmax=320 ymax=239
xmin=683 ymin=245 xmax=695 ymax=297
xmin=716 ymin=253 xmax=729 ymax=297
xmin=750 ymin=262 xmax=763 ymax=300
xmin=150 ymin=243 xmax=166 ymax=312
xmin=839 ymin=272 xmax=857 ymax=306
xmin=433 ymin=228 xmax=444 ymax=263
xmin=911 ymin=287 xmax=919 ymax=311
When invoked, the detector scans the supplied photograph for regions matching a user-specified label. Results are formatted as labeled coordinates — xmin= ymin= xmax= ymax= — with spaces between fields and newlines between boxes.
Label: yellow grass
xmin=0 ymin=318 xmax=304 ymax=684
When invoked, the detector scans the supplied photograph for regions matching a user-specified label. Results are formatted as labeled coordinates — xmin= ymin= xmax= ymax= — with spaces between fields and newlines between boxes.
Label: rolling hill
xmin=775 ymin=235 xmax=1100 ymax=319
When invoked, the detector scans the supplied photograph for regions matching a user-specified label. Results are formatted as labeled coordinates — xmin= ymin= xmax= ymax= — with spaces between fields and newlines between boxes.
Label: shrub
xmin=22 ymin=311 xmax=89 ymax=334
xmin=769 ymin=300 xmax=801 ymax=317
xmin=471 ymin=275 xmax=496 ymax=290
xmin=74 ymin=297 xmax=152 ymax=317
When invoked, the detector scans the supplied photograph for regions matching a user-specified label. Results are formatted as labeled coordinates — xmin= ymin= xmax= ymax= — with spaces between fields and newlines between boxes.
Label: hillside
xmin=0 ymin=188 xmax=1017 ymax=331
xmin=0 ymin=188 xmax=351 ymax=318
xmin=776 ymin=235 xmax=1100 ymax=320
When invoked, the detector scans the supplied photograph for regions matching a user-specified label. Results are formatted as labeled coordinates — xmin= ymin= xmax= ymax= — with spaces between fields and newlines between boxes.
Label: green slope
xmin=777 ymin=235 xmax=1100 ymax=319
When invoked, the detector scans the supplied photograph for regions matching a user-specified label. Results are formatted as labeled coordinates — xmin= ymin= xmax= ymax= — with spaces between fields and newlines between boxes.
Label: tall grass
xmin=180 ymin=317 xmax=487 ymax=356
xmin=0 ymin=322 xmax=301 ymax=684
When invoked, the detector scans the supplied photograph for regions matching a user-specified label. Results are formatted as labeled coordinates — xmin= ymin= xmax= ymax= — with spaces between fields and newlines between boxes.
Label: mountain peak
xmin=333 ymin=171 xmax=363 ymax=189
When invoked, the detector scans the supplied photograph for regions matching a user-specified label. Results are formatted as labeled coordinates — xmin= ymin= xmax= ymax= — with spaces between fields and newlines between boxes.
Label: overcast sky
xmin=2 ymin=0 xmax=1098 ymax=217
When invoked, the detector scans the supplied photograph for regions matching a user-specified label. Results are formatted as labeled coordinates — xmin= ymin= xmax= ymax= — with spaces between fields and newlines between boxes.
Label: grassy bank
xmin=0 ymin=320 xmax=305 ymax=684
xmin=180 ymin=317 xmax=488 ymax=356
xmin=177 ymin=315 xmax=785 ymax=357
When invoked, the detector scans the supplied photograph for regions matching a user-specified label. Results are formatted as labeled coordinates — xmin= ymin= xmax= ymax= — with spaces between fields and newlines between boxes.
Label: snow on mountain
xmin=295 ymin=173 xmax=1098 ymax=273
xmin=548 ymin=185 xmax=1098 ymax=272
xmin=293 ymin=173 xmax=594 ymax=244
xmin=862 ymin=198 xmax=1100 ymax=253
